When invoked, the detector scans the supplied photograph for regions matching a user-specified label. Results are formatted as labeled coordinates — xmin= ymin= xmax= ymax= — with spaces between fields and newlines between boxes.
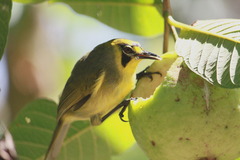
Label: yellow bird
xmin=45 ymin=39 xmax=161 ymax=160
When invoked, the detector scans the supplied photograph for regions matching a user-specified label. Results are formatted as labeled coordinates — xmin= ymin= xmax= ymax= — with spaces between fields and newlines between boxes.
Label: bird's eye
xmin=122 ymin=46 xmax=134 ymax=54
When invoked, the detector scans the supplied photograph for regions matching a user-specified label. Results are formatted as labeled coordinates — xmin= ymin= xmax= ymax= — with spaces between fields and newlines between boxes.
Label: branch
xmin=162 ymin=0 xmax=171 ymax=53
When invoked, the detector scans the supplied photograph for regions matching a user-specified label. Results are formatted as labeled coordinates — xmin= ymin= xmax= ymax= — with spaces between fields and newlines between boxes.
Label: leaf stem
xmin=168 ymin=16 xmax=240 ymax=43
xmin=170 ymin=21 xmax=179 ymax=40
xmin=168 ymin=15 xmax=189 ymax=29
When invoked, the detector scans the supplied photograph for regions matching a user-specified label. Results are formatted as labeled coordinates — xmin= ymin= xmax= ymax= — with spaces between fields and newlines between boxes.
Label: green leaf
xmin=51 ymin=0 xmax=164 ymax=36
xmin=174 ymin=18 xmax=240 ymax=88
xmin=13 ymin=0 xmax=46 ymax=3
xmin=10 ymin=99 xmax=112 ymax=160
xmin=0 ymin=0 xmax=12 ymax=59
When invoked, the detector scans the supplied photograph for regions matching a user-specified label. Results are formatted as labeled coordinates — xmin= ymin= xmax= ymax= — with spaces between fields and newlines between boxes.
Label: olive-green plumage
xmin=45 ymin=39 xmax=161 ymax=160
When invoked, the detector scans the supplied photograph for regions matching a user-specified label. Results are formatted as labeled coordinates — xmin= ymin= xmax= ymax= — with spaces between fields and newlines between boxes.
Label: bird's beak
xmin=136 ymin=51 xmax=162 ymax=60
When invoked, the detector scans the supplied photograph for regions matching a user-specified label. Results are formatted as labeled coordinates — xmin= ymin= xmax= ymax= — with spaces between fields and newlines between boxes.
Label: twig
xmin=162 ymin=0 xmax=171 ymax=53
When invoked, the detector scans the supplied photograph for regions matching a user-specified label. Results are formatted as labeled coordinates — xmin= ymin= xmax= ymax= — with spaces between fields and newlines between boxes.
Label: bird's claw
xmin=137 ymin=67 xmax=162 ymax=81
xmin=118 ymin=98 xmax=137 ymax=122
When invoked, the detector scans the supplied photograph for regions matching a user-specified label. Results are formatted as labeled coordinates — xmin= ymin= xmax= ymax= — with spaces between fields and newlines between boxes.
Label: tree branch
xmin=162 ymin=0 xmax=171 ymax=53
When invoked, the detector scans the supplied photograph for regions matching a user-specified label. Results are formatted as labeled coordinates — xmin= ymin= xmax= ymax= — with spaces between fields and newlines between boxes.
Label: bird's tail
xmin=45 ymin=119 xmax=70 ymax=160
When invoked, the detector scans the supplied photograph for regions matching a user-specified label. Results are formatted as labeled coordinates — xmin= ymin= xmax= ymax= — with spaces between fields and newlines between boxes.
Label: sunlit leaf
xmin=0 ymin=0 xmax=12 ymax=59
xmin=51 ymin=0 xmax=164 ymax=36
xmin=175 ymin=19 xmax=240 ymax=88
xmin=13 ymin=0 xmax=46 ymax=3
xmin=10 ymin=99 xmax=111 ymax=160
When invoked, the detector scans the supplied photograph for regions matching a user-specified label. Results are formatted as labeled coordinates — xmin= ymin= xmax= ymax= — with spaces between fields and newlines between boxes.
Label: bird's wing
xmin=57 ymin=59 xmax=105 ymax=121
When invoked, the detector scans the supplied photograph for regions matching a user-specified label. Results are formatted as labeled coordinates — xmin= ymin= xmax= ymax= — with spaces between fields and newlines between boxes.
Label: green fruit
xmin=129 ymin=53 xmax=240 ymax=160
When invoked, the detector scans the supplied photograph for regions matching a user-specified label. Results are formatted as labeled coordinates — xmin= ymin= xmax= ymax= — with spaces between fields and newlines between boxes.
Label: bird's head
xmin=110 ymin=39 xmax=161 ymax=67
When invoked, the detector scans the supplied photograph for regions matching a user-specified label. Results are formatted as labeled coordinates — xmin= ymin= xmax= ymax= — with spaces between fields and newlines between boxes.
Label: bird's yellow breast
xmin=94 ymin=68 xmax=136 ymax=117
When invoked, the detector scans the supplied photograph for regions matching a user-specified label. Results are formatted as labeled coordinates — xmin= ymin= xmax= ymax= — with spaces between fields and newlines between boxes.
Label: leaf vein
xmin=15 ymin=141 xmax=46 ymax=149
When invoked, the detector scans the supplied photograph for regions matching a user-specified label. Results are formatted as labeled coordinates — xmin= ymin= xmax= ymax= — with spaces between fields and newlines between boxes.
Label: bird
xmin=45 ymin=38 xmax=161 ymax=160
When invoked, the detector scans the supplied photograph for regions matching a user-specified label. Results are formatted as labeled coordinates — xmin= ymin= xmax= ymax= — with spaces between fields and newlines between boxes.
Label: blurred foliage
xmin=54 ymin=0 xmax=164 ymax=36
xmin=6 ymin=5 xmax=58 ymax=118
xmin=0 ymin=0 xmax=12 ymax=59
xmin=13 ymin=0 xmax=46 ymax=3
xmin=94 ymin=110 xmax=136 ymax=154
xmin=10 ymin=99 xmax=112 ymax=160
xmin=9 ymin=98 xmax=145 ymax=160
xmin=13 ymin=0 xmax=164 ymax=36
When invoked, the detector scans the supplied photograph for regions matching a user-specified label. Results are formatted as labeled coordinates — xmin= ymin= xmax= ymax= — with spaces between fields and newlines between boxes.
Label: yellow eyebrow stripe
xmin=133 ymin=46 xmax=144 ymax=54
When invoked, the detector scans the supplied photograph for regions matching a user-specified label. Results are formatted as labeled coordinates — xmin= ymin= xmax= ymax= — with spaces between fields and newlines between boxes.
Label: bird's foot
xmin=137 ymin=66 xmax=162 ymax=81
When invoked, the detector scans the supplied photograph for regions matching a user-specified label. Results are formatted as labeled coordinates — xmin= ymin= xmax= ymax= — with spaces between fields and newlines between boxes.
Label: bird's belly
xmin=72 ymin=76 xmax=135 ymax=120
